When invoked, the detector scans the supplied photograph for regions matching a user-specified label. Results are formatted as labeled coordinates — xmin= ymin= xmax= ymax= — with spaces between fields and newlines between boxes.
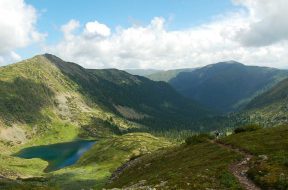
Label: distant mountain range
xmin=1 ymin=55 xmax=288 ymax=190
xmin=125 ymin=69 xmax=162 ymax=76
xmin=1 ymin=56 xmax=287 ymax=135
xmin=147 ymin=61 xmax=288 ymax=113
xmin=147 ymin=68 xmax=195 ymax=82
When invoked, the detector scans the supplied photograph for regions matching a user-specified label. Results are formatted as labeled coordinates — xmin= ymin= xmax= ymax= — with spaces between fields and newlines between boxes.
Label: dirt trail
xmin=108 ymin=156 xmax=142 ymax=184
xmin=212 ymin=140 xmax=261 ymax=190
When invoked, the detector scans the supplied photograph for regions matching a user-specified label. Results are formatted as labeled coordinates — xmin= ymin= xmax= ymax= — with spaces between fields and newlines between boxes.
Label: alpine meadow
xmin=0 ymin=0 xmax=288 ymax=190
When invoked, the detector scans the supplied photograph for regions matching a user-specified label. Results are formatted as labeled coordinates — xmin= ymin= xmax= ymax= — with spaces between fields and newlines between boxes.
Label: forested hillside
xmin=236 ymin=77 xmax=288 ymax=127
xmin=0 ymin=54 xmax=210 ymax=145
xmin=147 ymin=61 xmax=288 ymax=113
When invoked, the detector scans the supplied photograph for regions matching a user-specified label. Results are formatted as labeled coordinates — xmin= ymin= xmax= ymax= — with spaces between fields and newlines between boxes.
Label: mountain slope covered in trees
xmin=148 ymin=61 xmax=288 ymax=113
xmin=46 ymin=54 xmax=209 ymax=130
xmin=237 ymin=77 xmax=288 ymax=127
xmin=0 ymin=54 xmax=210 ymax=144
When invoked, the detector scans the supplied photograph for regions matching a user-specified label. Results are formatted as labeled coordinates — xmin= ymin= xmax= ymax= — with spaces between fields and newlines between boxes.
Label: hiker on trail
xmin=215 ymin=131 xmax=220 ymax=139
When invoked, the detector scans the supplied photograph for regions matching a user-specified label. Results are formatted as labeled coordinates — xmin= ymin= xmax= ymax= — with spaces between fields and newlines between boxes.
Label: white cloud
xmin=0 ymin=0 xmax=44 ymax=65
xmin=234 ymin=0 xmax=288 ymax=46
xmin=84 ymin=21 xmax=111 ymax=38
xmin=61 ymin=19 xmax=80 ymax=40
xmin=45 ymin=1 xmax=288 ymax=69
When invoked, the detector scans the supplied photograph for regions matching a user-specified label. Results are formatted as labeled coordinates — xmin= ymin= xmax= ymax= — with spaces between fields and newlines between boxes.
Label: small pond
xmin=15 ymin=140 xmax=96 ymax=172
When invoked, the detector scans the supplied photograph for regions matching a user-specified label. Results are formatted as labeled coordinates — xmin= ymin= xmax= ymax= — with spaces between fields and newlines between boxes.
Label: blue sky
xmin=1 ymin=0 xmax=288 ymax=69
xmin=26 ymin=0 xmax=237 ymax=44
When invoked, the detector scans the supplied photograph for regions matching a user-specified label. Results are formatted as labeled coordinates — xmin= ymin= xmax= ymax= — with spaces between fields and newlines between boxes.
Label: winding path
xmin=109 ymin=140 xmax=262 ymax=190
xmin=212 ymin=140 xmax=261 ymax=190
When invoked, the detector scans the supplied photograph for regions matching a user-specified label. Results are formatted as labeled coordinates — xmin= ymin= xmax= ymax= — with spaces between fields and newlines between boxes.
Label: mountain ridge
xmin=0 ymin=54 xmax=210 ymax=139
xmin=148 ymin=61 xmax=288 ymax=113
xmin=0 ymin=54 xmax=288 ymax=190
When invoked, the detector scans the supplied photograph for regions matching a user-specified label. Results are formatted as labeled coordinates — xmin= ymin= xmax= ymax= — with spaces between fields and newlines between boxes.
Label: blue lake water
xmin=15 ymin=140 xmax=96 ymax=172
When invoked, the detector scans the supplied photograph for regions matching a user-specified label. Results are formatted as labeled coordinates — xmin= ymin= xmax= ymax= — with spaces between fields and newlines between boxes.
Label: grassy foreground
xmin=107 ymin=125 xmax=288 ymax=190
xmin=107 ymin=141 xmax=242 ymax=189
xmin=1 ymin=125 xmax=287 ymax=189
xmin=222 ymin=125 xmax=288 ymax=189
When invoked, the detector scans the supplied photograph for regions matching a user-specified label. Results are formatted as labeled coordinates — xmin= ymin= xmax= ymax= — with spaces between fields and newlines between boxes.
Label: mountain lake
xmin=14 ymin=140 xmax=96 ymax=172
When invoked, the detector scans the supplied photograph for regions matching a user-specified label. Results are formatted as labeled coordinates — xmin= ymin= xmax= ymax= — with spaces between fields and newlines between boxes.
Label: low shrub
xmin=185 ymin=133 xmax=213 ymax=145
xmin=247 ymin=161 xmax=288 ymax=190
xmin=234 ymin=124 xmax=262 ymax=134
xmin=218 ymin=171 xmax=241 ymax=189
xmin=284 ymin=159 xmax=288 ymax=168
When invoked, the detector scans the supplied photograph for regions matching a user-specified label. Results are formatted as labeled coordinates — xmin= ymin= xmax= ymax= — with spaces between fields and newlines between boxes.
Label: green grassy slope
xmin=107 ymin=126 xmax=288 ymax=190
xmin=0 ymin=53 xmax=210 ymax=143
xmin=246 ymin=78 xmax=288 ymax=109
xmin=236 ymin=77 xmax=288 ymax=127
xmin=43 ymin=54 xmax=209 ymax=131
xmin=222 ymin=126 xmax=288 ymax=189
xmin=78 ymin=133 xmax=172 ymax=167
xmin=0 ymin=56 xmax=110 ymax=187
xmin=107 ymin=140 xmax=242 ymax=189
xmin=43 ymin=133 xmax=172 ymax=190
xmin=88 ymin=68 xmax=210 ymax=130
xmin=0 ymin=133 xmax=172 ymax=190
xmin=0 ymin=54 xmax=139 ymax=143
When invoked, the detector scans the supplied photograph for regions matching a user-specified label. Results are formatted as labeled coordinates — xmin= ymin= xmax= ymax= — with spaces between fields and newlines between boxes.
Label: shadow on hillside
xmin=43 ymin=54 xmax=113 ymax=110
xmin=46 ymin=172 xmax=104 ymax=190
xmin=0 ymin=77 xmax=55 ymax=125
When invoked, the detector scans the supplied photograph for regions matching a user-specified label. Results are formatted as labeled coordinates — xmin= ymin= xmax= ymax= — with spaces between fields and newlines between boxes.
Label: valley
xmin=147 ymin=62 xmax=288 ymax=113
xmin=1 ymin=1 xmax=288 ymax=189
xmin=0 ymin=55 xmax=287 ymax=190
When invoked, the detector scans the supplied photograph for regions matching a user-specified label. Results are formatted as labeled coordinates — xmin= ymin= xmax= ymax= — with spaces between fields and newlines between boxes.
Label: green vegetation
xmin=89 ymin=68 xmax=209 ymax=130
xmin=234 ymin=124 xmax=263 ymax=134
xmin=0 ymin=54 xmax=181 ymax=189
xmin=78 ymin=133 xmax=172 ymax=166
xmin=107 ymin=125 xmax=288 ymax=190
xmin=107 ymin=141 xmax=242 ymax=189
xmin=1 ymin=54 xmax=288 ymax=190
xmin=79 ymin=117 xmax=122 ymax=138
xmin=185 ymin=133 xmax=214 ymax=145
xmin=222 ymin=125 xmax=288 ymax=189
xmin=239 ymin=77 xmax=288 ymax=127
xmin=43 ymin=54 xmax=210 ymax=131
xmin=0 ymin=133 xmax=172 ymax=190
xmin=0 ymin=77 xmax=54 ymax=125
xmin=149 ymin=61 xmax=288 ymax=113
xmin=246 ymin=78 xmax=288 ymax=109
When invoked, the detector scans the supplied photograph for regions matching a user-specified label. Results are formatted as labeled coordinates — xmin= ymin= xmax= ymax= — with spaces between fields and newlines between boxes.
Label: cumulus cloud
xmin=45 ymin=1 xmax=288 ymax=69
xmin=234 ymin=0 xmax=288 ymax=46
xmin=0 ymin=0 xmax=44 ymax=65
xmin=61 ymin=19 xmax=80 ymax=40
xmin=84 ymin=21 xmax=111 ymax=38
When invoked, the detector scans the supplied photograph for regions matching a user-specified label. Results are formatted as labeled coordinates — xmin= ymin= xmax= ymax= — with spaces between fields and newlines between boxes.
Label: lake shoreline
xmin=14 ymin=139 xmax=97 ymax=172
